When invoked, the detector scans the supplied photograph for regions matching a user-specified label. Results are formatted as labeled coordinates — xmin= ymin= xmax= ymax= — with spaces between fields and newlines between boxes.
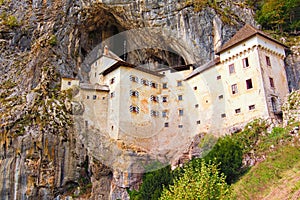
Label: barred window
xmin=179 ymin=109 xmax=183 ymax=116
xmin=130 ymin=105 xmax=139 ymax=113
xmin=141 ymin=78 xmax=149 ymax=86
xmin=231 ymin=84 xmax=238 ymax=94
xmin=162 ymin=83 xmax=168 ymax=89
xmin=150 ymin=95 xmax=159 ymax=102
xmin=150 ymin=110 xmax=159 ymax=117
xmin=130 ymin=90 xmax=139 ymax=97
xmin=150 ymin=81 xmax=158 ymax=88
xmin=130 ymin=75 xmax=139 ymax=82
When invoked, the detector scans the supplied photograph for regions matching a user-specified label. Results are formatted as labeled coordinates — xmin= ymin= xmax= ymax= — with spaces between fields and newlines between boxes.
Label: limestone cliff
xmin=0 ymin=0 xmax=298 ymax=199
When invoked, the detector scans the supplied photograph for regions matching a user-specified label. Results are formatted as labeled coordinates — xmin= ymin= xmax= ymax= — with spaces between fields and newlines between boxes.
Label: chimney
xmin=104 ymin=45 xmax=109 ymax=56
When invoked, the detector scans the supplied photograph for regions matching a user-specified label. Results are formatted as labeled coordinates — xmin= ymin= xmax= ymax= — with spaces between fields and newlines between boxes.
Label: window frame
xmin=231 ymin=84 xmax=238 ymax=94
xmin=246 ymin=79 xmax=253 ymax=90
xmin=229 ymin=64 xmax=235 ymax=74
xmin=242 ymin=57 xmax=249 ymax=68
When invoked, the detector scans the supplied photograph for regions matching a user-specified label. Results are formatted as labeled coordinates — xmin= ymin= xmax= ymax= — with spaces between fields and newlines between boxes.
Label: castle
xmin=61 ymin=24 xmax=289 ymax=141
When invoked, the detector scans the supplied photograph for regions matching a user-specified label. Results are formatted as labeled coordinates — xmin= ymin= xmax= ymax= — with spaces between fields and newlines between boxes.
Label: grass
xmin=233 ymin=145 xmax=300 ymax=199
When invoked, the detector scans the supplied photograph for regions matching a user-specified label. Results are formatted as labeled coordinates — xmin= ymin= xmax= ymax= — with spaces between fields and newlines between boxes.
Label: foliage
xmin=159 ymin=160 xmax=232 ymax=200
xmin=256 ymin=0 xmax=300 ymax=32
xmin=127 ymin=164 xmax=173 ymax=200
xmin=233 ymin=118 xmax=268 ymax=153
xmin=233 ymin=145 xmax=300 ymax=199
xmin=6 ymin=15 xmax=19 ymax=27
xmin=49 ymin=34 xmax=57 ymax=46
xmin=204 ymin=135 xmax=243 ymax=184
xmin=198 ymin=133 xmax=218 ymax=157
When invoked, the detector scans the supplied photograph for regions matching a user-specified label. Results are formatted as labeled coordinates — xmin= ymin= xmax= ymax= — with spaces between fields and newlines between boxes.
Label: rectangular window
xmin=93 ymin=95 xmax=97 ymax=100
xmin=235 ymin=108 xmax=241 ymax=114
xmin=164 ymin=122 xmax=169 ymax=127
xmin=162 ymin=96 xmax=168 ymax=103
xmin=95 ymin=72 xmax=96 ymax=77
xmin=177 ymin=80 xmax=182 ymax=86
xmin=85 ymin=120 xmax=88 ymax=129
xmin=221 ymin=113 xmax=226 ymax=118
xmin=249 ymin=105 xmax=255 ymax=110
xmin=151 ymin=110 xmax=159 ymax=117
xmin=178 ymin=125 xmax=183 ymax=128
xmin=246 ymin=79 xmax=253 ymax=89
xmin=110 ymin=77 xmax=115 ymax=84
xmin=194 ymin=86 xmax=197 ymax=90
xmin=87 ymin=95 xmax=90 ymax=99
xmin=130 ymin=90 xmax=139 ymax=97
xmin=162 ymin=83 xmax=168 ymax=89
xmin=266 ymin=56 xmax=271 ymax=66
xmin=229 ymin=64 xmax=235 ymax=74
xmin=196 ymin=120 xmax=201 ymax=124
xmin=178 ymin=95 xmax=183 ymax=101
xmin=219 ymin=95 xmax=223 ymax=99
xmin=269 ymin=77 xmax=275 ymax=88
xmin=162 ymin=110 xmax=168 ymax=118
xmin=217 ymin=75 xmax=221 ymax=80
xmin=130 ymin=75 xmax=139 ymax=82
xmin=110 ymin=92 xmax=115 ymax=98
xmin=67 ymin=81 xmax=71 ymax=85
xmin=231 ymin=84 xmax=238 ymax=94
xmin=130 ymin=105 xmax=140 ymax=113
xmin=150 ymin=81 xmax=158 ymax=88
xmin=195 ymin=104 xmax=199 ymax=108
xmin=242 ymin=57 xmax=249 ymax=68
xmin=141 ymin=79 xmax=149 ymax=86
xmin=151 ymin=95 xmax=159 ymax=102
xmin=179 ymin=109 xmax=184 ymax=116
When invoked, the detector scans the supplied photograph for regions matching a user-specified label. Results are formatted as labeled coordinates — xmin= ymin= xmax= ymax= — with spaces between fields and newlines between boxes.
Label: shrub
xmin=127 ymin=164 xmax=173 ymax=200
xmin=204 ymin=135 xmax=243 ymax=184
xmin=49 ymin=35 xmax=57 ymax=46
xmin=159 ymin=160 xmax=232 ymax=200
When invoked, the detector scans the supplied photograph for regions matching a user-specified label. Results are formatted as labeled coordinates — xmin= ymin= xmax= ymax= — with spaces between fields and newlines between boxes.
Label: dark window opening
xmin=235 ymin=108 xmax=241 ymax=114
xmin=163 ymin=83 xmax=168 ymax=89
xmin=249 ymin=105 xmax=255 ymax=110
xmin=68 ymin=81 xmax=71 ymax=85
xmin=221 ymin=113 xmax=226 ymax=118
xmin=266 ymin=56 xmax=271 ymax=66
xmin=269 ymin=77 xmax=275 ymax=88
xmin=243 ymin=57 xmax=249 ymax=68
xmin=246 ymin=79 xmax=253 ymax=89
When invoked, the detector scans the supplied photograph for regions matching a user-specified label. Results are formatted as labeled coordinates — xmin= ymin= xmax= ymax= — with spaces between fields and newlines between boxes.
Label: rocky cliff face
xmin=0 ymin=0 xmax=298 ymax=199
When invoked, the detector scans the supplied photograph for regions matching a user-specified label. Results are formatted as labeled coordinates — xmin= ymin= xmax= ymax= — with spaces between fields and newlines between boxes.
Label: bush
xmin=159 ymin=160 xmax=232 ymax=200
xmin=204 ymin=135 xmax=243 ymax=184
xmin=127 ymin=164 xmax=173 ymax=200
xmin=49 ymin=35 xmax=57 ymax=46
xmin=6 ymin=15 xmax=19 ymax=28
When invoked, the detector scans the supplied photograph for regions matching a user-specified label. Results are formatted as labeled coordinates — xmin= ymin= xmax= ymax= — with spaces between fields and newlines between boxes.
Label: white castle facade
xmin=62 ymin=24 xmax=290 ymax=142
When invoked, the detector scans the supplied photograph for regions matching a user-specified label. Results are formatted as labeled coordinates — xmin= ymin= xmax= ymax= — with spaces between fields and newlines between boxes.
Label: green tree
xmin=128 ymin=164 xmax=173 ymax=200
xmin=256 ymin=0 xmax=300 ymax=32
xmin=204 ymin=135 xmax=243 ymax=184
xmin=159 ymin=160 xmax=232 ymax=200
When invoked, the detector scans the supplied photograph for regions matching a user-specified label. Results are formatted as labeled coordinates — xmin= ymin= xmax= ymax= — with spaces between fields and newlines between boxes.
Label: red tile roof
xmin=217 ymin=24 xmax=287 ymax=54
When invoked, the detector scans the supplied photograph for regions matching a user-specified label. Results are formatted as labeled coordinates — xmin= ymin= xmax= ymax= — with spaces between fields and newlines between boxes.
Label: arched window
xmin=271 ymin=97 xmax=277 ymax=112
